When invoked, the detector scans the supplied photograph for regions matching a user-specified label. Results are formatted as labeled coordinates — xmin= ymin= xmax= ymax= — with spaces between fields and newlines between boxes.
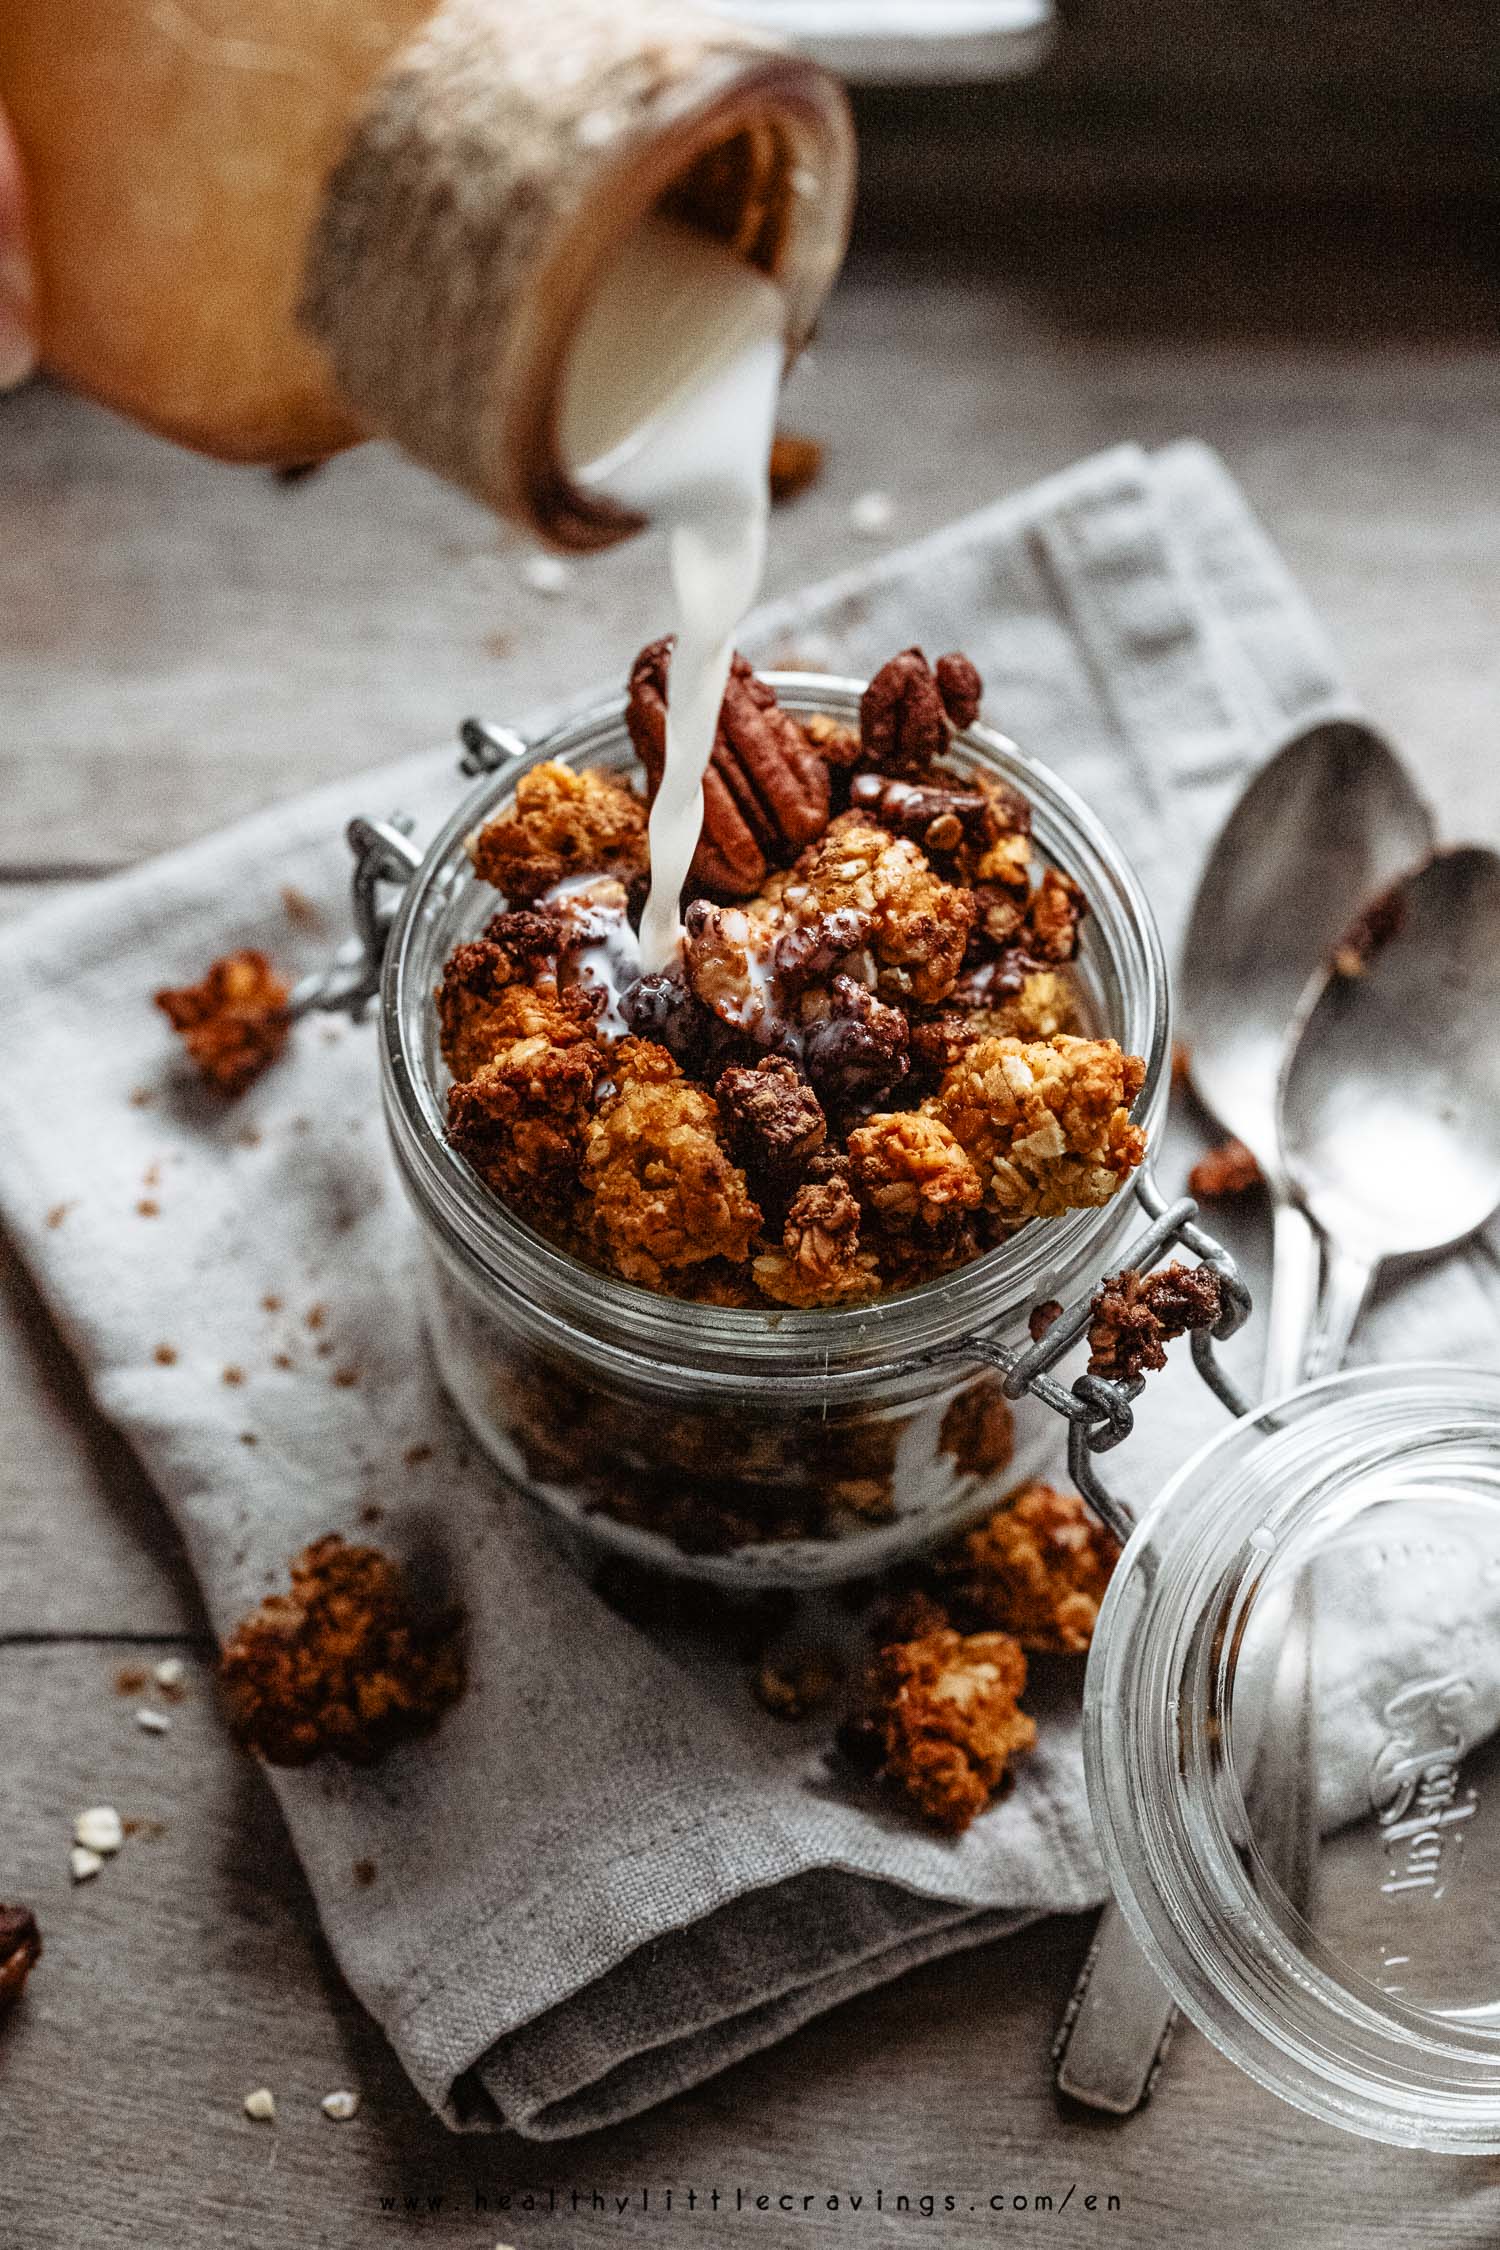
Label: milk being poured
xmin=560 ymin=217 xmax=786 ymax=973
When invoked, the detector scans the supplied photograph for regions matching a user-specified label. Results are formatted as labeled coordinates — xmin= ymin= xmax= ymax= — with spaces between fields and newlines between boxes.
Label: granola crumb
xmin=219 ymin=1535 xmax=466 ymax=1767
xmin=0 ymin=1906 xmax=42 ymax=2018
xmin=114 ymin=1666 xmax=149 ymax=1696
xmin=238 ymin=1431 xmax=258 ymax=1446
xmin=359 ymin=1502 xmax=384 ymax=1526
xmin=1188 ymin=1136 xmax=1262 ymax=1200
xmin=305 ymin=1305 xmax=327 ymax=1332
xmin=136 ymin=1199 xmax=160 ymax=1218
xmin=353 ymin=1858 xmax=377 ymax=1888
xmin=153 ymin=1343 xmax=178 ymax=1367
xmin=280 ymin=884 xmax=325 ymax=932
xmin=320 ymin=2089 xmax=360 ymax=2122
xmin=768 ymin=430 xmax=824 ymax=504
xmin=154 ymin=1657 xmax=187 ymax=1696
xmin=45 ymin=1202 xmax=73 ymax=1230
xmin=129 ymin=1086 xmax=154 ymax=1108
xmin=243 ymin=2088 xmax=277 ymax=2123
xmin=403 ymin=1444 xmax=435 ymax=1469
xmin=222 ymin=1366 xmax=245 ymax=1388
xmin=70 ymin=1846 xmax=104 ymax=1884
xmin=331 ymin=1367 xmax=360 ymax=1389
xmin=272 ymin=1352 xmax=294 ymax=1372
xmin=261 ymin=1294 xmax=283 ymax=1314
xmin=1028 ymin=1299 xmax=1063 ymax=1344
xmin=751 ymin=1651 xmax=843 ymax=1723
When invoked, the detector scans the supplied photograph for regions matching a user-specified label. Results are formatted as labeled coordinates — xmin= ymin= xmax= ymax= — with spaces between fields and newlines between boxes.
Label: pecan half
xmin=627 ymin=641 xmax=831 ymax=898
xmin=859 ymin=648 xmax=985 ymax=774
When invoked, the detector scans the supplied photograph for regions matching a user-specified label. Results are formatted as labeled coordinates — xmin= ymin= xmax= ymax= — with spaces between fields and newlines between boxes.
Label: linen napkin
xmin=4 ymin=440 xmax=1492 ymax=2139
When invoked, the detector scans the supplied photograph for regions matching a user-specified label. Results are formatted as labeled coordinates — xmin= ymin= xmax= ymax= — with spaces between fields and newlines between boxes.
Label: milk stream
xmin=560 ymin=216 xmax=785 ymax=973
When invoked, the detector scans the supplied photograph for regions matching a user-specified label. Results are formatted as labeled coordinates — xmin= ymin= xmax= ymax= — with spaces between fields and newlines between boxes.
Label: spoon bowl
xmin=1179 ymin=718 xmax=1435 ymax=1389
xmin=1181 ymin=719 xmax=1437 ymax=1169
xmin=1278 ymin=845 xmax=1500 ymax=1376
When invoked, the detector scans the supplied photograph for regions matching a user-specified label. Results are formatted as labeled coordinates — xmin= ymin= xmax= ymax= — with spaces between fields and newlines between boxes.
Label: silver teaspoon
xmin=1180 ymin=719 xmax=1435 ymax=1393
xmin=1278 ymin=845 xmax=1500 ymax=1380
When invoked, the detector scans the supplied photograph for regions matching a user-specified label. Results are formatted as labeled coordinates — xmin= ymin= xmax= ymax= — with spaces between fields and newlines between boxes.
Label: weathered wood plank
xmin=5 ymin=1647 xmax=1499 ymax=2250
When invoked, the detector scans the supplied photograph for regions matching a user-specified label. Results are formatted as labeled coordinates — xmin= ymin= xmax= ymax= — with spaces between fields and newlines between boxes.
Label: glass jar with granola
xmin=377 ymin=653 xmax=1180 ymax=1587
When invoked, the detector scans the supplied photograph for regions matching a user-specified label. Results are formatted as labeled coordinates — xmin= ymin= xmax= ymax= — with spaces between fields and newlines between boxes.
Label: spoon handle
xmin=1300 ymin=1242 xmax=1376 ymax=1382
xmin=1262 ymin=1195 xmax=1324 ymax=1399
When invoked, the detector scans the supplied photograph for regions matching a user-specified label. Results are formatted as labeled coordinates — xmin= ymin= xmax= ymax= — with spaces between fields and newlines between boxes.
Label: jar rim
xmin=377 ymin=675 xmax=1171 ymax=1388
xmin=1086 ymin=1362 xmax=1500 ymax=2152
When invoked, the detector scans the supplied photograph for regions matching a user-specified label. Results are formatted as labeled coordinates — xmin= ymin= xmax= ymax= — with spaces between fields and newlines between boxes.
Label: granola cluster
xmin=437 ymin=644 xmax=1150 ymax=1308
xmin=219 ymin=1535 xmax=466 ymax=1767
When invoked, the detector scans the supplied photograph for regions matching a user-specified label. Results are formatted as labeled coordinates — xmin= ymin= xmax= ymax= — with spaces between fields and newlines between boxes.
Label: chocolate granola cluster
xmin=437 ymin=645 xmax=1149 ymax=1307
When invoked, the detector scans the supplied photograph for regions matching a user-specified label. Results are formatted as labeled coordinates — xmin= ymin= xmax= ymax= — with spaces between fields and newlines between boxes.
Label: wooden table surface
xmin=5 ymin=207 xmax=1500 ymax=2248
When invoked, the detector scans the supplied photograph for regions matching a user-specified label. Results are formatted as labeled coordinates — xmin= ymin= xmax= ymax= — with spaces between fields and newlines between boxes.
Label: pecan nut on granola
xmin=628 ymin=640 xmax=830 ymax=897
xmin=859 ymin=647 xmax=983 ymax=775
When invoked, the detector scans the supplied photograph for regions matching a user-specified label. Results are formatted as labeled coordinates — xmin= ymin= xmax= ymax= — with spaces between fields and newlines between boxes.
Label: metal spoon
xmin=1178 ymin=719 xmax=1435 ymax=1394
xmin=1054 ymin=719 xmax=1433 ymax=2120
xmin=1279 ymin=845 xmax=1500 ymax=1379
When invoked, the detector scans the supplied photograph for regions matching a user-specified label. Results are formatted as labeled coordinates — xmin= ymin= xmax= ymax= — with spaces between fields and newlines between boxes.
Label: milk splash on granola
xmin=560 ymin=216 xmax=784 ymax=974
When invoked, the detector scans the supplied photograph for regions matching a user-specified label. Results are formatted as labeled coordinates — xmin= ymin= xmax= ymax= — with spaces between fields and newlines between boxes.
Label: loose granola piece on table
xmin=155 ymin=949 xmax=290 ymax=1096
xmin=584 ymin=1062 xmax=762 ymax=1290
xmin=1188 ymin=1135 xmax=1263 ymax=1200
xmin=1087 ymin=1261 xmax=1225 ymax=1384
xmin=933 ymin=1481 xmax=1119 ymax=1655
xmin=843 ymin=1623 xmax=1036 ymax=1833
xmin=219 ymin=1535 xmax=465 ymax=1766
xmin=767 ymin=431 xmax=825 ymax=504
xmin=752 ymin=1650 xmax=843 ymax=1722
xmin=789 ymin=812 xmax=974 ymax=1006
xmin=754 ymin=1172 xmax=880 ymax=1308
xmin=467 ymin=760 xmax=648 ymax=901
xmin=926 ymin=1034 xmax=1146 ymax=1224
xmin=0 ymin=1905 xmax=41 ymax=2018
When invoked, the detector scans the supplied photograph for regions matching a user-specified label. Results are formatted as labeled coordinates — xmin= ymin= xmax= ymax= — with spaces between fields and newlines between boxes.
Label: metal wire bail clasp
xmin=949 ymin=1168 xmax=1254 ymax=1547
xmin=286 ymin=813 xmax=423 ymax=1025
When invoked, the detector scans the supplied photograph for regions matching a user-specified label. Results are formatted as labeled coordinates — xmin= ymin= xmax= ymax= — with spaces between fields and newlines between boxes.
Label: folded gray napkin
xmin=5 ymin=440 xmax=1484 ymax=2139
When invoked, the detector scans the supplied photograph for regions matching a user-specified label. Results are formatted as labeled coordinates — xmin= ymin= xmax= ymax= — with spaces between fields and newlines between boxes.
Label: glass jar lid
xmin=1086 ymin=1363 xmax=1500 ymax=2151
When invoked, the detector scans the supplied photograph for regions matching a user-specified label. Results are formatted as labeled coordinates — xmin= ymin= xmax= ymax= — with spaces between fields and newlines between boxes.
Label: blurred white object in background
xmin=709 ymin=0 xmax=1054 ymax=83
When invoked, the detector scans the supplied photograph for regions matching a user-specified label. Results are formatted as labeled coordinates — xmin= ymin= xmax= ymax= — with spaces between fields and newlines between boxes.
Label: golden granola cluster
xmin=841 ymin=1476 xmax=1119 ymax=1829
xmin=437 ymin=644 xmax=1149 ymax=1307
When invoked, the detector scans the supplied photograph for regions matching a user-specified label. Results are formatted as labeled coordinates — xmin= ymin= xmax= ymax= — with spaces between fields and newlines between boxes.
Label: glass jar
xmin=346 ymin=675 xmax=1235 ymax=1588
xmin=1086 ymin=1363 xmax=1500 ymax=2153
